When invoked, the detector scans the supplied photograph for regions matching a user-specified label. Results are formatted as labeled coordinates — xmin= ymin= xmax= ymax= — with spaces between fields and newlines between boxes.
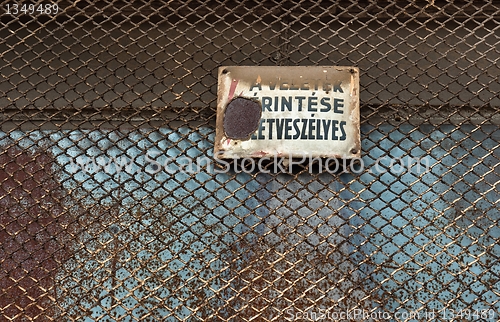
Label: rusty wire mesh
xmin=1 ymin=0 xmax=500 ymax=321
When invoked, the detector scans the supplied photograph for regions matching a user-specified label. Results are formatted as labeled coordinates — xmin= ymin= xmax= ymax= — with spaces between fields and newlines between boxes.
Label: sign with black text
xmin=214 ymin=66 xmax=360 ymax=159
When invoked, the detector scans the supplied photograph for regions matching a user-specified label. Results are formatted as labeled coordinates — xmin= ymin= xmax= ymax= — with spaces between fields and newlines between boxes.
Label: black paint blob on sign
xmin=223 ymin=97 xmax=262 ymax=139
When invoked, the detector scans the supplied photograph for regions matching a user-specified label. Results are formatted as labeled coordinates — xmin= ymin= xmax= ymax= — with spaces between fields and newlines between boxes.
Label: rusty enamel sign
xmin=214 ymin=66 xmax=360 ymax=159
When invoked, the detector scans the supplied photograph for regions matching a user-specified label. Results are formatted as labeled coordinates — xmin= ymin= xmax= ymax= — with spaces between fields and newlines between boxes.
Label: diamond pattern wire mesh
xmin=1 ymin=0 xmax=500 ymax=321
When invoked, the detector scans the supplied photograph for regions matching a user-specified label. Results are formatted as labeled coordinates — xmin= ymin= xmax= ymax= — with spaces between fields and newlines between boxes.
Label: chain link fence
xmin=1 ymin=0 xmax=500 ymax=321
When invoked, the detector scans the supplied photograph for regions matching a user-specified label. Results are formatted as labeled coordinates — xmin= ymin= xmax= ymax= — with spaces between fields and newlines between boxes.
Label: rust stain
xmin=0 ymin=144 xmax=79 ymax=321
xmin=251 ymin=151 xmax=267 ymax=157
xmin=218 ymin=235 xmax=376 ymax=320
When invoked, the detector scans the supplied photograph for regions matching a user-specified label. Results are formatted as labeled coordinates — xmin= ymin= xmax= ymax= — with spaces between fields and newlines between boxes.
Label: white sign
xmin=214 ymin=66 xmax=360 ymax=159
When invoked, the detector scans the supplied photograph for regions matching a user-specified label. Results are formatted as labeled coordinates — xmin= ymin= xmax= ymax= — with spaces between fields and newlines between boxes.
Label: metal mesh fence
xmin=1 ymin=0 xmax=500 ymax=321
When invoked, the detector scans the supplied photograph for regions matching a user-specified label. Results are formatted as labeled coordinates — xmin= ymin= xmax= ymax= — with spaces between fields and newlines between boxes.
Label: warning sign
xmin=214 ymin=66 xmax=360 ymax=159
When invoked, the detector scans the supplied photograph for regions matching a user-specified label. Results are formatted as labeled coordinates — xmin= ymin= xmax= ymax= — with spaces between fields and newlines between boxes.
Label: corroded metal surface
xmin=1 ymin=1 xmax=500 ymax=321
